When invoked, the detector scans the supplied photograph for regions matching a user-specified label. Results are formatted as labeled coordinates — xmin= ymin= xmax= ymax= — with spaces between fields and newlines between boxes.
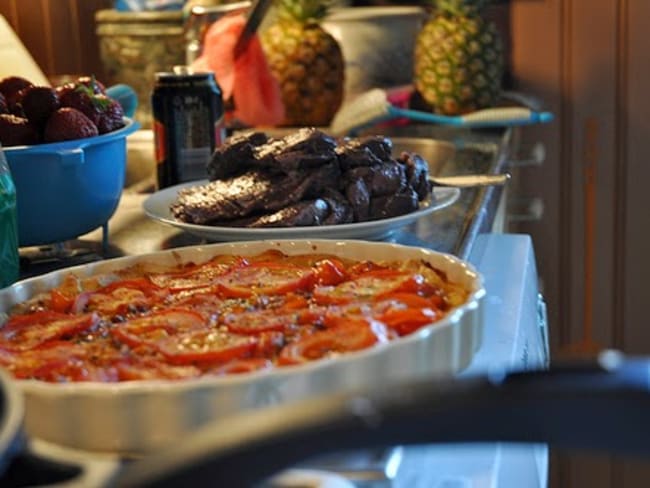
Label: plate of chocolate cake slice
xmin=142 ymin=128 xmax=461 ymax=242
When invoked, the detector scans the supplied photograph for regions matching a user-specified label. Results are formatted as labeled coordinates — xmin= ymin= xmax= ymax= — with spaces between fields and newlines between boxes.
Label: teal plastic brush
xmin=330 ymin=88 xmax=554 ymax=136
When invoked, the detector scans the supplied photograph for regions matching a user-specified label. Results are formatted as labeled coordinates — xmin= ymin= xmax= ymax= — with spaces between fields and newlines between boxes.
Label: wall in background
xmin=0 ymin=0 xmax=112 ymax=80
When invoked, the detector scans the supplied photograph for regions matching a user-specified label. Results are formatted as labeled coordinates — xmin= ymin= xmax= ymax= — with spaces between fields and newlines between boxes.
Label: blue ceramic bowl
xmin=4 ymin=118 xmax=140 ymax=247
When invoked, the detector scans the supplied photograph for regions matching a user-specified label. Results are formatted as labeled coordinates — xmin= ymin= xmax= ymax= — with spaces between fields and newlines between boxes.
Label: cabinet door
xmin=510 ymin=1 xmax=650 ymax=487
xmin=0 ymin=0 xmax=111 ymax=78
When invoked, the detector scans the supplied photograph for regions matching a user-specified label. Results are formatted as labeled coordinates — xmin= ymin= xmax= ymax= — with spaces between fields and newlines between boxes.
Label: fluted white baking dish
xmin=0 ymin=240 xmax=484 ymax=454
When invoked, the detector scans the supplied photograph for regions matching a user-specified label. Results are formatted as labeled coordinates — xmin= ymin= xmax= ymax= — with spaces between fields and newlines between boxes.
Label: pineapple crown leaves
xmin=435 ymin=0 xmax=492 ymax=16
xmin=275 ymin=0 xmax=332 ymax=23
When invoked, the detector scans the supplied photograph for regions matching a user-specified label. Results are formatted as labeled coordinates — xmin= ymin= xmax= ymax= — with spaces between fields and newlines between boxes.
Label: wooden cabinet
xmin=510 ymin=1 xmax=650 ymax=486
xmin=0 ymin=0 xmax=112 ymax=79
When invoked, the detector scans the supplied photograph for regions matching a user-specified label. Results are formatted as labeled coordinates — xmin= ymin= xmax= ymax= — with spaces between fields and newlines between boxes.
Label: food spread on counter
xmin=170 ymin=128 xmax=434 ymax=228
xmin=0 ymin=249 xmax=469 ymax=382
xmin=0 ymin=75 xmax=125 ymax=146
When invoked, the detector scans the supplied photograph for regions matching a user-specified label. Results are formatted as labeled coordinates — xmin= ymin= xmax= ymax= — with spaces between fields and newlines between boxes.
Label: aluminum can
xmin=152 ymin=67 xmax=225 ymax=189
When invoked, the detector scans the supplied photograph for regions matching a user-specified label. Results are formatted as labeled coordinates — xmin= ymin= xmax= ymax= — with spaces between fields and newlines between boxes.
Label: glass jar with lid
xmin=0 ymin=145 xmax=19 ymax=288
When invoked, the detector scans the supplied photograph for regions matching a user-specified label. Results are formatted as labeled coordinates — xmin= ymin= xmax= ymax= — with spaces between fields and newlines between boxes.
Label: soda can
xmin=152 ymin=66 xmax=225 ymax=189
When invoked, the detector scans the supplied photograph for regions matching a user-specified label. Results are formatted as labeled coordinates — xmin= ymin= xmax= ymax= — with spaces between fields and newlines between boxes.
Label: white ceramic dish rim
xmin=142 ymin=182 xmax=460 ymax=242
xmin=3 ymin=240 xmax=483 ymax=394
xmin=0 ymin=240 xmax=484 ymax=453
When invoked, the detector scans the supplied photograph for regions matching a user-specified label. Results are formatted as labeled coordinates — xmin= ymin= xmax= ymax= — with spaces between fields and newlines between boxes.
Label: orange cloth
xmin=191 ymin=14 xmax=284 ymax=127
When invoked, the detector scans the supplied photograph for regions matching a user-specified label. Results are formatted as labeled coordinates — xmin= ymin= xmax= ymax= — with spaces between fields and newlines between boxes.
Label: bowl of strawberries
xmin=0 ymin=75 xmax=140 ymax=247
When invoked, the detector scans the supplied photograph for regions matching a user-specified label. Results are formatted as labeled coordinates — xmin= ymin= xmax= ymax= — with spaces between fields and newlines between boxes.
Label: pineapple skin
xmin=414 ymin=11 xmax=504 ymax=115
xmin=262 ymin=21 xmax=344 ymax=127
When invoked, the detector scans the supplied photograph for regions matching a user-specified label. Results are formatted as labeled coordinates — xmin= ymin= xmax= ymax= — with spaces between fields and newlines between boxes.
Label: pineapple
xmin=261 ymin=0 xmax=344 ymax=127
xmin=414 ymin=0 xmax=504 ymax=115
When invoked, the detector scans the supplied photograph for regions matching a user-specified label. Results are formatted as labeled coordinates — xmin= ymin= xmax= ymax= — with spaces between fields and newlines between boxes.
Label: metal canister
xmin=152 ymin=67 xmax=225 ymax=189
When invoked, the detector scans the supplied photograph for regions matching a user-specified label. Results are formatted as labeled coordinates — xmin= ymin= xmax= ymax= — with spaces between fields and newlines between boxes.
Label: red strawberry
xmin=44 ymin=108 xmax=98 ymax=142
xmin=59 ymin=87 xmax=102 ymax=127
xmin=0 ymin=76 xmax=33 ymax=100
xmin=74 ymin=76 xmax=106 ymax=94
xmin=21 ymin=86 xmax=60 ymax=126
xmin=96 ymin=96 xmax=125 ymax=134
xmin=0 ymin=76 xmax=33 ymax=116
xmin=0 ymin=114 xmax=40 ymax=146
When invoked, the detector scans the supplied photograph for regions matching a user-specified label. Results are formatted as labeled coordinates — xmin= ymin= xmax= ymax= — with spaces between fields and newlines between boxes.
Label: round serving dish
xmin=4 ymin=117 xmax=140 ymax=247
xmin=0 ymin=239 xmax=484 ymax=454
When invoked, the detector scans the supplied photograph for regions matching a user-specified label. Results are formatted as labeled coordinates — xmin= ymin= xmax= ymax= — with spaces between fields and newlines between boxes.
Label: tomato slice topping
xmin=277 ymin=316 xmax=387 ymax=366
xmin=217 ymin=262 xmax=315 ymax=297
xmin=376 ymin=308 xmax=438 ymax=336
xmin=110 ymin=309 xmax=207 ymax=348
xmin=29 ymin=357 xmax=119 ymax=383
xmin=116 ymin=358 xmax=201 ymax=381
xmin=6 ymin=341 xmax=118 ymax=382
xmin=0 ymin=311 xmax=98 ymax=351
xmin=149 ymin=256 xmax=246 ymax=291
xmin=313 ymin=272 xmax=424 ymax=305
xmin=220 ymin=309 xmax=296 ymax=335
xmin=207 ymin=358 xmax=272 ymax=375
xmin=313 ymin=258 xmax=348 ymax=286
xmin=82 ymin=278 xmax=171 ymax=317
xmin=155 ymin=329 xmax=257 ymax=365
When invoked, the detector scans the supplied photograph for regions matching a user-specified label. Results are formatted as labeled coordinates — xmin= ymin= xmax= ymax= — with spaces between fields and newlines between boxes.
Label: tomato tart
xmin=0 ymin=240 xmax=484 ymax=453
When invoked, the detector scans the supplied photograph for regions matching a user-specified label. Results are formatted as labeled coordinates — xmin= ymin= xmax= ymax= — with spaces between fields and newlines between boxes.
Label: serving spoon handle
xmin=430 ymin=173 xmax=510 ymax=188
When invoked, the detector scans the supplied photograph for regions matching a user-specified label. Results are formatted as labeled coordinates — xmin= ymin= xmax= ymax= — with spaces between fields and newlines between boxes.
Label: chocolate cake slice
xmin=171 ymin=170 xmax=309 ymax=224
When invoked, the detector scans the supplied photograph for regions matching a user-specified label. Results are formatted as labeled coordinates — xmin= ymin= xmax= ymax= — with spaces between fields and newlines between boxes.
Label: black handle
xmin=115 ymin=351 xmax=650 ymax=487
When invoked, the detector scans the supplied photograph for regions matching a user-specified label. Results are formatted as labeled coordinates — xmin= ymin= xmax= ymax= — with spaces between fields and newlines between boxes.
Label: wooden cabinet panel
xmin=0 ymin=0 xmax=111 ymax=79
xmin=511 ymin=0 xmax=650 ymax=487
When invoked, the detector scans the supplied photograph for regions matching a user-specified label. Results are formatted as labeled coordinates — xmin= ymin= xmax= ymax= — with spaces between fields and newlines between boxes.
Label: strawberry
xmin=44 ymin=108 xmax=98 ymax=142
xmin=74 ymin=76 xmax=106 ymax=94
xmin=0 ymin=114 xmax=40 ymax=146
xmin=96 ymin=96 xmax=125 ymax=134
xmin=59 ymin=86 xmax=102 ymax=127
xmin=0 ymin=76 xmax=32 ymax=102
xmin=0 ymin=76 xmax=33 ymax=117
xmin=56 ymin=76 xmax=106 ymax=100
xmin=59 ymin=81 xmax=124 ymax=135
xmin=21 ymin=86 xmax=60 ymax=126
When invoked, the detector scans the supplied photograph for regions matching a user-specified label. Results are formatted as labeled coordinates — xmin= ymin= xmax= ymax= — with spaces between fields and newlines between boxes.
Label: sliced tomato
xmin=148 ymin=255 xmax=247 ymax=291
xmin=277 ymin=316 xmax=387 ymax=366
xmin=207 ymin=358 xmax=272 ymax=375
xmin=6 ymin=341 xmax=118 ymax=382
xmin=346 ymin=261 xmax=392 ymax=277
xmin=275 ymin=293 xmax=309 ymax=311
xmin=0 ymin=311 xmax=98 ymax=351
xmin=167 ymin=291 xmax=226 ymax=319
xmin=220 ymin=309 xmax=295 ymax=335
xmin=116 ymin=358 xmax=201 ymax=381
xmin=97 ymin=278 xmax=162 ymax=296
xmin=252 ymin=331 xmax=284 ymax=358
xmin=313 ymin=258 xmax=348 ymax=286
xmin=313 ymin=271 xmax=422 ymax=305
xmin=87 ymin=288 xmax=157 ymax=318
xmin=155 ymin=329 xmax=256 ymax=365
xmin=110 ymin=309 xmax=207 ymax=348
xmin=29 ymin=357 xmax=119 ymax=383
xmin=375 ymin=307 xmax=439 ymax=336
xmin=49 ymin=289 xmax=75 ymax=313
xmin=217 ymin=262 xmax=315 ymax=297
